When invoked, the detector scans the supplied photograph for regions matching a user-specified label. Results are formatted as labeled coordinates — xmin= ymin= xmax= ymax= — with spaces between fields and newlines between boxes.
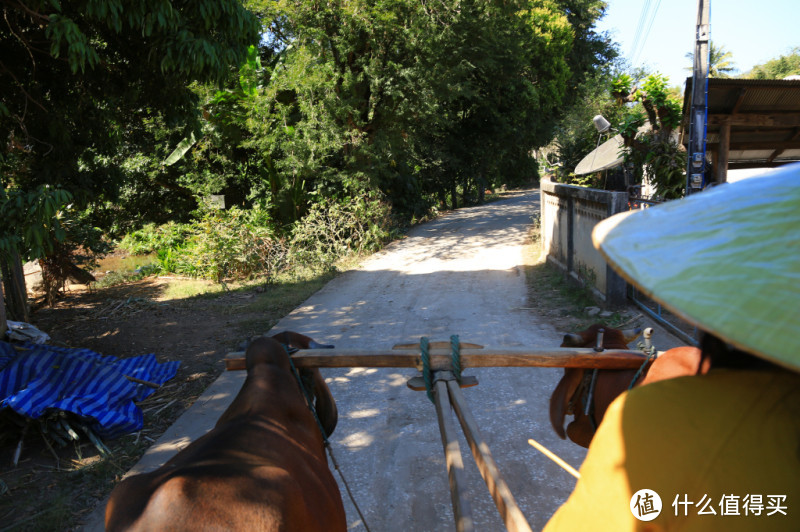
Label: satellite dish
xmin=574 ymin=123 xmax=651 ymax=175
xmin=574 ymin=134 xmax=626 ymax=175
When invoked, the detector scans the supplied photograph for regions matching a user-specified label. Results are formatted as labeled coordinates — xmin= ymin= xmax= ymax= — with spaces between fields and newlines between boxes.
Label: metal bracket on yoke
xmin=637 ymin=327 xmax=656 ymax=356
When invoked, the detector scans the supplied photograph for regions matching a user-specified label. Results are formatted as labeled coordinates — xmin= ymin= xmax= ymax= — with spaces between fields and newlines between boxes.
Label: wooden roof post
xmin=716 ymin=117 xmax=731 ymax=184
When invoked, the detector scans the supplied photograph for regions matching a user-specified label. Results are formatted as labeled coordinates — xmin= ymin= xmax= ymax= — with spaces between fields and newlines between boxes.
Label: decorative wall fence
xmin=539 ymin=180 xmax=628 ymax=307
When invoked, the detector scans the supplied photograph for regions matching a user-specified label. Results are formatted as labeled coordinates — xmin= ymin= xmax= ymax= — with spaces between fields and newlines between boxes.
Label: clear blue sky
xmin=595 ymin=0 xmax=799 ymax=87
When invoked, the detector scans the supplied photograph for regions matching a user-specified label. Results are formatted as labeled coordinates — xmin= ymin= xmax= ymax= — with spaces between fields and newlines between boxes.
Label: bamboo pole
xmin=527 ymin=438 xmax=581 ymax=480
xmin=125 ymin=376 xmax=161 ymax=389
xmin=447 ymin=380 xmax=533 ymax=532
xmin=225 ymin=347 xmax=649 ymax=372
xmin=433 ymin=377 xmax=475 ymax=532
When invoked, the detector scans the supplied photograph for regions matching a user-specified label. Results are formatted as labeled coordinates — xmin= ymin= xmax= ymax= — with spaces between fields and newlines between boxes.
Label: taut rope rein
xmin=282 ymin=344 xmax=373 ymax=532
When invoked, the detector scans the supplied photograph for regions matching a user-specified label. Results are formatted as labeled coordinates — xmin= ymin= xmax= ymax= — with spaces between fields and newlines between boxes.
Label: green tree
xmin=1 ymin=0 xmax=259 ymax=292
xmin=237 ymin=0 xmax=612 ymax=216
xmin=557 ymin=0 xmax=619 ymax=104
xmin=745 ymin=47 xmax=800 ymax=79
xmin=613 ymin=73 xmax=685 ymax=199
xmin=423 ymin=0 xmax=575 ymax=206
xmin=548 ymin=69 xmax=685 ymax=198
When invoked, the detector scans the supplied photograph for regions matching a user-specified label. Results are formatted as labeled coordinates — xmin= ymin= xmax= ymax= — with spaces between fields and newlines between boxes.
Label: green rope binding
xmin=420 ymin=336 xmax=434 ymax=402
xmin=450 ymin=334 xmax=462 ymax=383
xmin=420 ymin=335 xmax=463 ymax=403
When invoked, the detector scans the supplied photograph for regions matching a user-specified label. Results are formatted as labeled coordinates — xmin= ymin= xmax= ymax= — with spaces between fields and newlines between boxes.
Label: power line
xmin=628 ymin=0 xmax=652 ymax=62
xmin=632 ymin=0 xmax=663 ymax=66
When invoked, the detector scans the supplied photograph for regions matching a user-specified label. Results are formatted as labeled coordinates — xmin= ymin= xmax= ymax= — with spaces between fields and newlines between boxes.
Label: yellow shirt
xmin=544 ymin=369 xmax=800 ymax=531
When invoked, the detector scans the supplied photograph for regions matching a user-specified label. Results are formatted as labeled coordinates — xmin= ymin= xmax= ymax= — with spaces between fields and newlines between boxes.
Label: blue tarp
xmin=0 ymin=342 xmax=180 ymax=439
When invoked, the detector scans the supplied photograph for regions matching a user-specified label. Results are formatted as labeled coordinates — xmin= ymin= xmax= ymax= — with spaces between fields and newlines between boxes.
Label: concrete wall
xmin=539 ymin=180 xmax=628 ymax=307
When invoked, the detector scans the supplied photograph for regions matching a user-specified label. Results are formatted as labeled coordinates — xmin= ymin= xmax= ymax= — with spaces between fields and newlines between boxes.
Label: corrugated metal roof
xmin=682 ymin=77 xmax=800 ymax=168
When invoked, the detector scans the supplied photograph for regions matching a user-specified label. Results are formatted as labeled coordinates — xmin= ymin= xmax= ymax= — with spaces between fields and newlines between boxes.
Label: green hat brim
xmin=592 ymin=164 xmax=800 ymax=371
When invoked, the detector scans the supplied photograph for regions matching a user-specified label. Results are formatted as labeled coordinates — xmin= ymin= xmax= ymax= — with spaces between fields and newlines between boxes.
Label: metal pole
xmin=686 ymin=0 xmax=710 ymax=194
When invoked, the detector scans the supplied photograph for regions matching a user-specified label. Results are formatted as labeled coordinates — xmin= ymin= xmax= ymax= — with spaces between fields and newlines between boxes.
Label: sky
xmin=595 ymin=0 xmax=799 ymax=87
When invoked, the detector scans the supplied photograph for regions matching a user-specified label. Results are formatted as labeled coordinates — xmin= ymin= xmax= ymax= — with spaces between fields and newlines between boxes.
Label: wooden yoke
xmin=225 ymin=346 xmax=651 ymax=372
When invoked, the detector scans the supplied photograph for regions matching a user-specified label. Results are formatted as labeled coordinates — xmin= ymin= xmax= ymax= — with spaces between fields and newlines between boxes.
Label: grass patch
xmin=522 ymin=217 xmax=634 ymax=332
xmin=159 ymin=278 xmax=226 ymax=300
xmin=232 ymin=260 xmax=357 ymax=336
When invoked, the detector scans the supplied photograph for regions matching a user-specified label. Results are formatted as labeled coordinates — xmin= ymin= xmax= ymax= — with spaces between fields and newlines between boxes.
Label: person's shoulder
xmin=622 ymin=368 xmax=797 ymax=409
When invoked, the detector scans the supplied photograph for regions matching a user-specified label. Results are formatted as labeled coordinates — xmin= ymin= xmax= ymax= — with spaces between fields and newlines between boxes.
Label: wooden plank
xmin=767 ymin=128 xmax=800 ymax=163
xmin=225 ymin=347 xmax=649 ymax=372
xmin=706 ymin=139 xmax=800 ymax=150
xmin=730 ymin=88 xmax=748 ymax=115
xmin=393 ymin=341 xmax=485 ymax=350
xmin=447 ymin=380 xmax=532 ymax=532
xmin=708 ymin=112 xmax=800 ymax=128
xmin=433 ymin=378 xmax=475 ymax=532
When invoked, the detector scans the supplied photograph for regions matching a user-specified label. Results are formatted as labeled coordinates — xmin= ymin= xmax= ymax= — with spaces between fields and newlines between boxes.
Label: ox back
xmin=105 ymin=333 xmax=346 ymax=532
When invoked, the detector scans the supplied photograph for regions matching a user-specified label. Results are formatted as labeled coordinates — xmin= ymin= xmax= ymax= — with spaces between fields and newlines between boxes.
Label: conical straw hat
xmin=592 ymin=164 xmax=800 ymax=371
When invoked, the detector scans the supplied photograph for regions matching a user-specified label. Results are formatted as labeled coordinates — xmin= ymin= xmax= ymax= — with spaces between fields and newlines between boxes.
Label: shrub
xmin=117 ymin=193 xmax=397 ymax=283
xmin=176 ymin=207 xmax=287 ymax=282
xmin=118 ymin=222 xmax=191 ymax=255
xmin=289 ymin=194 xmax=396 ymax=267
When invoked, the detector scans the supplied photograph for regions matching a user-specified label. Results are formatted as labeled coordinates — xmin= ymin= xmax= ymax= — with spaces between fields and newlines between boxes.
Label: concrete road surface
xmin=82 ymin=190 xmax=682 ymax=531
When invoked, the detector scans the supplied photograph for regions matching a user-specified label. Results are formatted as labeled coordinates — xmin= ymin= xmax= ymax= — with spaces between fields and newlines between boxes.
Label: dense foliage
xmin=2 ymin=0 xmax=616 ymax=289
xmin=745 ymin=47 xmax=800 ymax=79
xmin=1 ymin=0 xmax=260 ymax=293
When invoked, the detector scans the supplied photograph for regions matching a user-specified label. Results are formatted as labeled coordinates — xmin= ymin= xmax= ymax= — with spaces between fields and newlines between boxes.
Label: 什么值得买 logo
xmin=630 ymin=489 xmax=662 ymax=522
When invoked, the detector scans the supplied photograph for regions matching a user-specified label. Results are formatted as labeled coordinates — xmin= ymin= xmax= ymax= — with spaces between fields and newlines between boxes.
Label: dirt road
xmin=269 ymin=190 xmax=585 ymax=531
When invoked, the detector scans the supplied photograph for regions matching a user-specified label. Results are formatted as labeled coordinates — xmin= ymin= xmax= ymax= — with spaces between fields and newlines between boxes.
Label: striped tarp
xmin=0 ymin=342 xmax=180 ymax=439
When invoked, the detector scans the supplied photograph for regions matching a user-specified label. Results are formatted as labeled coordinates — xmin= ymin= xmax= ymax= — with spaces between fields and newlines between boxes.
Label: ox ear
xmin=310 ymin=370 xmax=338 ymax=438
xmin=270 ymin=331 xmax=310 ymax=351
xmin=549 ymin=369 xmax=584 ymax=440
xmin=309 ymin=340 xmax=335 ymax=349
xmin=272 ymin=331 xmax=336 ymax=351
xmin=621 ymin=327 xmax=643 ymax=345
xmin=561 ymin=333 xmax=585 ymax=347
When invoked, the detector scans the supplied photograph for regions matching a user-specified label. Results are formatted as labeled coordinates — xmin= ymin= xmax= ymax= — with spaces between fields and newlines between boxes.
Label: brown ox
xmin=105 ymin=331 xmax=346 ymax=532
xmin=549 ymin=324 xmax=703 ymax=448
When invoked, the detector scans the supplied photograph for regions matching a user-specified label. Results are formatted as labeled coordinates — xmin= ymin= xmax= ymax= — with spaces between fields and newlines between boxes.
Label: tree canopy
xmin=1 ymin=0 xmax=260 ymax=257
xmin=547 ymin=68 xmax=685 ymax=199
xmin=745 ymin=47 xmax=800 ymax=79
xmin=1 ymin=0 xmax=616 ymax=294
xmin=200 ymin=0 xmax=618 ymax=216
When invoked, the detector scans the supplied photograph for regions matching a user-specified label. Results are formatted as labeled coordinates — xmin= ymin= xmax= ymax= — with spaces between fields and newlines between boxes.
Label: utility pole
xmin=686 ymin=0 xmax=710 ymax=195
